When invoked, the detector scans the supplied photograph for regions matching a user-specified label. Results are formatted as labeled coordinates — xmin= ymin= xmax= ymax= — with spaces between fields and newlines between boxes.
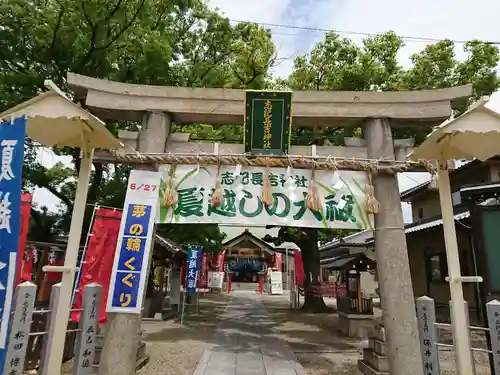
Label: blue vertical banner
xmin=0 ymin=117 xmax=27 ymax=368
xmin=186 ymin=247 xmax=201 ymax=293
xmin=107 ymin=170 xmax=161 ymax=314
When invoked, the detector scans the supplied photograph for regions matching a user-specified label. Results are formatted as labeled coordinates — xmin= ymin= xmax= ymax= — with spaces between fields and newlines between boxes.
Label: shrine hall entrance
xmin=222 ymin=230 xmax=283 ymax=284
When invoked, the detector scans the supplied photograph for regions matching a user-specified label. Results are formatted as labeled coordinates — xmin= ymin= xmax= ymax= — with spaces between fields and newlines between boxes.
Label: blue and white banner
xmin=107 ymin=170 xmax=161 ymax=314
xmin=186 ymin=247 xmax=201 ymax=293
xmin=0 ymin=117 xmax=27 ymax=367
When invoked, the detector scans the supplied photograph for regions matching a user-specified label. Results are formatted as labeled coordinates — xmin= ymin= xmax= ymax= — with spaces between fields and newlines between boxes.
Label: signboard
xmin=270 ymin=272 xmax=283 ymax=295
xmin=244 ymin=90 xmax=292 ymax=156
xmin=107 ymin=170 xmax=161 ymax=314
xmin=158 ymin=165 xmax=372 ymax=230
xmin=186 ymin=247 xmax=201 ymax=293
xmin=0 ymin=117 xmax=27 ymax=368
xmin=208 ymin=272 xmax=224 ymax=289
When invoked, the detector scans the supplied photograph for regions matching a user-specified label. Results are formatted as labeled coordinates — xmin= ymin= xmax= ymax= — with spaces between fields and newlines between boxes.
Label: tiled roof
xmin=400 ymin=181 xmax=430 ymax=200
xmin=404 ymin=211 xmax=470 ymax=235
xmin=319 ymin=229 xmax=374 ymax=252
xmin=155 ymin=234 xmax=185 ymax=253
xmin=322 ymin=207 xmax=472 ymax=251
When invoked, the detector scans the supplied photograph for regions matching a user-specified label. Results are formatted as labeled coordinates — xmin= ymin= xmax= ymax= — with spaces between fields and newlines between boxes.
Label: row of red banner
xmin=72 ymin=208 xmax=220 ymax=324
xmin=18 ymin=200 xmax=307 ymax=324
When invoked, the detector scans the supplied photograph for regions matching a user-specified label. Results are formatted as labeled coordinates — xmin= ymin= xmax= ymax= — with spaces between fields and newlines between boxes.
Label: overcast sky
xmin=209 ymin=0 xmax=500 ymax=77
xmin=33 ymin=0 xmax=500 ymax=233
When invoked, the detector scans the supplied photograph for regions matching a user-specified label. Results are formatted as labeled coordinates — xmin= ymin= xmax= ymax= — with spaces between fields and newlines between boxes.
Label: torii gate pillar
xmin=363 ymin=118 xmax=424 ymax=375
xmin=98 ymin=111 xmax=170 ymax=375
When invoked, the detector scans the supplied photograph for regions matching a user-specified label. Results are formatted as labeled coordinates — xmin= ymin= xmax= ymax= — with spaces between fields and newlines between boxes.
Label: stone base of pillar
xmin=95 ymin=328 xmax=149 ymax=373
xmin=338 ymin=312 xmax=375 ymax=339
xmin=358 ymin=325 xmax=389 ymax=375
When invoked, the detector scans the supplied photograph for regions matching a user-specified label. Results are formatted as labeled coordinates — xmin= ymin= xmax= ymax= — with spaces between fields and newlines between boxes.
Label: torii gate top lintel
xmin=67 ymin=72 xmax=472 ymax=127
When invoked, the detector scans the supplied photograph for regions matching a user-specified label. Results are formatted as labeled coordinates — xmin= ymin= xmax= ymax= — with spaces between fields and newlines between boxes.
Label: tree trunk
xmin=300 ymin=229 xmax=329 ymax=312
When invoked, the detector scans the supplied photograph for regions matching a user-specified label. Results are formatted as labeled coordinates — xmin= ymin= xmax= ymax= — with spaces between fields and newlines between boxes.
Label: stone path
xmin=193 ymin=291 xmax=306 ymax=375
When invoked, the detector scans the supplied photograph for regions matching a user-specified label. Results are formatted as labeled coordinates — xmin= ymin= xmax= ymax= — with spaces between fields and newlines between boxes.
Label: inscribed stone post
xmin=73 ymin=283 xmax=102 ymax=375
xmin=3 ymin=282 xmax=36 ymax=375
xmin=486 ymin=300 xmax=500 ymax=375
xmin=416 ymin=297 xmax=440 ymax=375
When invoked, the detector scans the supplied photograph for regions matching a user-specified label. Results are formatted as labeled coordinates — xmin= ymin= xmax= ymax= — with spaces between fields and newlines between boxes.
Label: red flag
xmin=217 ymin=250 xmax=225 ymax=271
xmin=275 ymin=253 xmax=283 ymax=271
xmin=71 ymin=208 xmax=122 ymax=325
xmin=15 ymin=193 xmax=32 ymax=286
xmin=21 ymin=251 xmax=33 ymax=283
xmin=293 ymin=250 xmax=304 ymax=287
xmin=197 ymin=253 xmax=208 ymax=289
xmin=46 ymin=257 xmax=64 ymax=282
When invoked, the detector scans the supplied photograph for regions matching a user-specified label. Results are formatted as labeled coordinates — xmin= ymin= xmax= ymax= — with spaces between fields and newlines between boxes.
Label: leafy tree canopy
xmin=1 ymin=0 xmax=499 ymax=252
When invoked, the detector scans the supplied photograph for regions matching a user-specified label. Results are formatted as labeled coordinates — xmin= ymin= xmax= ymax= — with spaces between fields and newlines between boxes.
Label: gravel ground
xmin=260 ymin=294 xmax=367 ymax=375
xmin=439 ymin=349 xmax=492 ymax=375
xmin=138 ymin=293 xmax=229 ymax=375
xmin=29 ymin=291 xmax=495 ymax=375
xmin=260 ymin=293 xmax=494 ymax=375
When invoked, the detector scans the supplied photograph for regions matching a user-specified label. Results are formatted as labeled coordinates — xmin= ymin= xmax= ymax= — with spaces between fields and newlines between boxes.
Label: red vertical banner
xmin=197 ymin=253 xmax=208 ymax=289
xmin=275 ymin=253 xmax=283 ymax=272
xmin=293 ymin=250 xmax=304 ymax=287
xmin=217 ymin=250 xmax=225 ymax=271
xmin=16 ymin=193 xmax=32 ymax=286
xmin=21 ymin=250 xmax=33 ymax=283
xmin=71 ymin=208 xmax=122 ymax=325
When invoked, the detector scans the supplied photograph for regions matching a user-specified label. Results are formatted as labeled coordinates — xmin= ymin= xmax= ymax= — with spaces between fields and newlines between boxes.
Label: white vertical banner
xmin=107 ymin=170 xmax=161 ymax=314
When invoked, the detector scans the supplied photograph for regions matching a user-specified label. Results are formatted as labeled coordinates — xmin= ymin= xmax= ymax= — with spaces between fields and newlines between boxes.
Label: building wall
xmin=407 ymin=226 xmax=477 ymax=308
xmin=410 ymin=163 xmax=493 ymax=221
xmin=410 ymin=191 xmax=441 ymax=222
xmin=488 ymin=162 xmax=500 ymax=182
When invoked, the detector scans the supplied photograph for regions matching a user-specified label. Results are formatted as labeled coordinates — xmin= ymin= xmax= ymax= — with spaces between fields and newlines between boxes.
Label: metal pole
xmin=71 ymin=204 xmax=99 ymax=306
xmin=180 ymin=252 xmax=189 ymax=325
xmin=437 ymin=165 xmax=475 ymax=375
xmin=43 ymin=150 xmax=94 ymax=375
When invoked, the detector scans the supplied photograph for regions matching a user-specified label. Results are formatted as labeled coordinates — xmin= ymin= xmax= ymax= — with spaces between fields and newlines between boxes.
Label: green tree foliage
xmin=284 ymin=32 xmax=499 ymax=144
xmin=0 ymin=0 xmax=275 ymax=245
xmin=268 ymin=31 xmax=499 ymax=310
xmin=2 ymin=0 xmax=500 ymax=299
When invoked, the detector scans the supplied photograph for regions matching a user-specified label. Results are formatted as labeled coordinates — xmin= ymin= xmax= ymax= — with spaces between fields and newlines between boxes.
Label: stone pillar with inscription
xmin=73 ymin=283 xmax=102 ymax=375
xmin=3 ymin=282 xmax=37 ymax=375
xmin=486 ymin=300 xmax=500 ymax=375
xmin=99 ymin=112 xmax=170 ymax=375
xmin=416 ymin=297 xmax=440 ymax=375
xmin=363 ymin=118 xmax=423 ymax=375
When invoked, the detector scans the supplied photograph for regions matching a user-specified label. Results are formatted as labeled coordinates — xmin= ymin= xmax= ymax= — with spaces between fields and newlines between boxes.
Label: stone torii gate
xmin=67 ymin=72 xmax=472 ymax=375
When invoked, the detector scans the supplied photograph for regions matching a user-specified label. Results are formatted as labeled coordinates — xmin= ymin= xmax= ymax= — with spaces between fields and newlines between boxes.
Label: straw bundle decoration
xmin=261 ymin=158 xmax=273 ymax=206
xmin=363 ymin=169 xmax=380 ymax=214
xmin=306 ymin=167 xmax=323 ymax=211
xmin=163 ymin=164 xmax=178 ymax=208
xmin=210 ymin=163 xmax=224 ymax=208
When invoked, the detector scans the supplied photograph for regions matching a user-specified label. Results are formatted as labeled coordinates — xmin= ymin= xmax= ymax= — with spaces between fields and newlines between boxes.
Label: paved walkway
xmin=193 ymin=291 xmax=306 ymax=375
